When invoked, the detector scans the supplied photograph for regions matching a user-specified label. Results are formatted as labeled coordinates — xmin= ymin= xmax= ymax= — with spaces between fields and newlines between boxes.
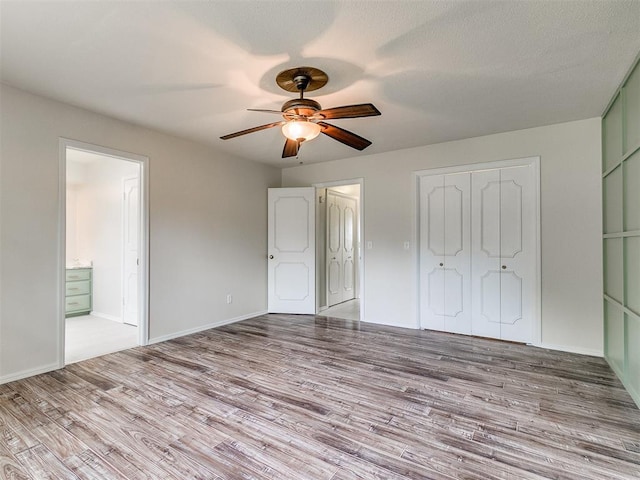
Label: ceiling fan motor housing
xmin=281 ymin=98 xmax=322 ymax=119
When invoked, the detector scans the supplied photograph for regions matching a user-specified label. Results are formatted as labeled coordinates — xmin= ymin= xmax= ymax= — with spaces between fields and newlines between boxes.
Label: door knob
xmin=269 ymin=255 xmax=274 ymax=259
xmin=502 ymin=265 xmax=506 ymax=270
xmin=439 ymin=262 xmax=444 ymax=267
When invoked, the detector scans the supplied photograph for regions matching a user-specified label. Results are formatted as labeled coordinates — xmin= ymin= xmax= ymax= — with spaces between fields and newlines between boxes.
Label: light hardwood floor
xmin=1 ymin=314 xmax=639 ymax=479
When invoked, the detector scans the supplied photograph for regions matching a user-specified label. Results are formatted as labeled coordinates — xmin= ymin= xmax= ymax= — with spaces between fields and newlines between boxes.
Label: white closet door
xmin=471 ymin=169 xmax=502 ymax=339
xmin=327 ymin=191 xmax=343 ymax=306
xmin=499 ymin=166 xmax=536 ymax=342
xmin=419 ymin=173 xmax=471 ymax=333
xmin=342 ymin=196 xmax=357 ymax=301
xmin=471 ymin=166 xmax=535 ymax=342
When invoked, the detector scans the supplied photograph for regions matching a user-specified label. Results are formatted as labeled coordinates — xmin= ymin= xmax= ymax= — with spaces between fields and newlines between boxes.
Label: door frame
xmin=414 ymin=157 xmax=541 ymax=344
xmin=313 ymin=178 xmax=364 ymax=322
xmin=58 ymin=138 xmax=150 ymax=367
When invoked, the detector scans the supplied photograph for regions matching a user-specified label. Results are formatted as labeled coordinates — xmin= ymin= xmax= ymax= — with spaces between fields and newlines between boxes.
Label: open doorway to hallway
xmin=64 ymin=146 xmax=143 ymax=363
xmin=316 ymin=183 xmax=362 ymax=322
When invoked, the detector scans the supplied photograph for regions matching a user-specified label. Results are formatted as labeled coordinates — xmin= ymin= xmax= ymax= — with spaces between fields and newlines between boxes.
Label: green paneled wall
xmin=603 ymin=55 xmax=640 ymax=408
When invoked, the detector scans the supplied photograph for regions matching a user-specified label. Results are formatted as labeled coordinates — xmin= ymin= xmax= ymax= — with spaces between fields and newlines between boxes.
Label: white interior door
xmin=419 ymin=173 xmax=471 ymax=334
xmin=122 ymin=176 xmax=139 ymax=326
xmin=268 ymin=187 xmax=316 ymax=314
xmin=471 ymin=165 xmax=536 ymax=342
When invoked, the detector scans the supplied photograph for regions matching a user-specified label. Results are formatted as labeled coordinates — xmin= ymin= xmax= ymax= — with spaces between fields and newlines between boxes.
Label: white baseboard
xmin=531 ymin=342 xmax=603 ymax=357
xmin=147 ymin=310 xmax=268 ymax=345
xmin=0 ymin=362 xmax=62 ymax=385
xmin=90 ymin=311 xmax=122 ymax=323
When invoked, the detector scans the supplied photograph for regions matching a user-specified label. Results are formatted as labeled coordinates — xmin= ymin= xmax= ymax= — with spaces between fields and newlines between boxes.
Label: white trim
xmin=0 ymin=362 xmax=61 ymax=385
xmin=90 ymin=311 xmax=123 ymax=323
xmin=532 ymin=342 xmax=603 ymax=358
xmin=414 ymin=157 xmax=538 ymax=177
xmin=58 ymin=138 xmax=150 ymax=371
xmin=312 ymin=178 xmax=365 ymax=323
xmin=413 ymin=156 xmax=542 ymax=344
xmin=147 ymin=310 xmax=268 ymax=345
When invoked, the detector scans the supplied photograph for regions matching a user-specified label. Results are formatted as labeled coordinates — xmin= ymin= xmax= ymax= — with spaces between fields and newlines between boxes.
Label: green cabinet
xmin=65 ymin=267 xmax=92 ymax=316
xmin=603 ymin=56 xmax=640 ymax=408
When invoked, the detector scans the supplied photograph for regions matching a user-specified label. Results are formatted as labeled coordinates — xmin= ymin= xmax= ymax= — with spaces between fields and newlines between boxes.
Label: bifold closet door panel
xmin=419 ymin=173 xmax=471 ymax=334
xmin=327 ymin=191 xmax=343 ymax=307
xmin=498 ymin=165 xmax=536 ymax=343
xmin=471 ymin=166 xmax=535 ymax=342
xmin=342 ymin=196 xmax=357 ymax=302
xmin=471 ymin=169 xmax=502 ymax=340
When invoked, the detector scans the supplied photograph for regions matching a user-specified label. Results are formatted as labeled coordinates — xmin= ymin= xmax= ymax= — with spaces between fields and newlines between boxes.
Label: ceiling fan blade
xmin=247 ymin=109 xmax=283 ymax=114
xmin=282 ymin=138 xmax=300 ymax=158
xmin=220 ymin=121 xmax=282 ymax=140
xmin=317 ymin=122 xmax=372 ymax=150
xmin=313 ymin=103 xmax=381 ymax=120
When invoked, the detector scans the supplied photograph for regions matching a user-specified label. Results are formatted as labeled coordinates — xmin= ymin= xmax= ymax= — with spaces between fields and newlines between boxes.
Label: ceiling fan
xmin=220 ymin=67 xmax=381 ymax=158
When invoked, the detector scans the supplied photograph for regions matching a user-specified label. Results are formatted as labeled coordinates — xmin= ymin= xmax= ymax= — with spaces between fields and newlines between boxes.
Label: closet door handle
xmin=268 ymin=255 xmax=274 ymax=259
xmin=502 ymin=265 xmax=507 ymax=270
xmin=439 ymin=262 xmax=444 ymax=267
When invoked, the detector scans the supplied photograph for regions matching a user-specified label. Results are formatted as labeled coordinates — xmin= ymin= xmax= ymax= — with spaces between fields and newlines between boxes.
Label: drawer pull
xmin=68 ymin=302 xmax=80 ymax=306
xmin=68 ymin=275 xmax=80 ymax=279
xmin=68 ymin=287 xmax=79 ymax=291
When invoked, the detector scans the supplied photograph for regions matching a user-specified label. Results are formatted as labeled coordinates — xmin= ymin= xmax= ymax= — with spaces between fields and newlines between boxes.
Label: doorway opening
xmin=60 ymin=139 xmax=148 ymax=365
xmin=315 ymin=181 xmax=363 ymax=322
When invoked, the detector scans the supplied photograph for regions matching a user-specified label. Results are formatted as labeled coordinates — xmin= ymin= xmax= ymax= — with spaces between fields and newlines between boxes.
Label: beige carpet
xmin=65 ymin=314 xmax=138 ymax=364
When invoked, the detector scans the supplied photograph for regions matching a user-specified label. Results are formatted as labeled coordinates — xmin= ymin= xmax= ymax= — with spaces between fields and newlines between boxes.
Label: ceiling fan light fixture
xmin=281 ymin=120 xmax=321 ymax=142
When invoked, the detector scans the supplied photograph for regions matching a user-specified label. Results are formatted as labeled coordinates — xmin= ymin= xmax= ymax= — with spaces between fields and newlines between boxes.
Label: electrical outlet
xmin=226 ymin=294 xmax=232 ymax=304
xmin=403 ymin=241 xmax=410 ymax=250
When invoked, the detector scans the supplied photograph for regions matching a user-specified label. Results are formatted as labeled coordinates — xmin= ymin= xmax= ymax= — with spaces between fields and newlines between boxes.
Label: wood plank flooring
xmin=1 ymin=314 xmax=639 ymax=479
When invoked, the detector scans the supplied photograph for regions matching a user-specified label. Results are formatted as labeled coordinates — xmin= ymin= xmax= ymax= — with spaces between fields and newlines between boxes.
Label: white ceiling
xmin=2 ymin=1 xmax=639 ymax=167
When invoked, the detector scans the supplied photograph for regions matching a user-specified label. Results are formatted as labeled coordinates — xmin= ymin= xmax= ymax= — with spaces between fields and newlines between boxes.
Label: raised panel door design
xmin=268 ymin=188 xmax=315 ymax=314
xmin=480 ymin=270 xmax=501 ymax=338
xmin=472 ymin=165 xmax=535 ymax=343
xmin=420 ymin=173 xmax=471 ymax=334
xmin=328 ymin=202 xmax=341 ymax=254
xmin=500 ymin=272 xmax=523 ymax=325
xmin=343 ymin=257 xmax=355 ymax=294
xmin=427 ymin=185 xmax=445 ymax=257
xmin=342 ymin=198 xmax=357 ymax=301
xmin=498 ymin=166 xmax=534 ymax=342
xmin=327 ymin=191 xmax=343 ymax=307
xmin=274 ymin=263 xmax=310 ymax=301
xmin=344 ymin=205 xmax=354 ymax=254
xmin=274 ymin=197 xmax=310 ymax=253
xmin=444 ymin=185 xmax=463 ymax=256
xmin=328 ymin=259 xmax=341 ymax=296
xmin=326 ymin=192 xmax=357 ymax=307
xmin=472 ymin=170 xmax=502 ymax=339
xmin=480 ymin=181 xmax=501 ymax=258
xmin=500 ymin=181 xmax=523 ymax=259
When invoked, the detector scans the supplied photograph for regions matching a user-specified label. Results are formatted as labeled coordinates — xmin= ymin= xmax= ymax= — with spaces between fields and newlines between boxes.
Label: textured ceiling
xmin=1 ymin=1 xmax=639 ymax=167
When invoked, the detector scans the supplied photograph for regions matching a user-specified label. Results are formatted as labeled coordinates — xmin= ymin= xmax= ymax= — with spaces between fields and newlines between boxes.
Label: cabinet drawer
xmin=66 ymin=269 xmax=91 ymax=281
xmin=65 ymin=294 xmax=91 ymax=313
xmin=65 ymin=280 xmax=90 ymax=296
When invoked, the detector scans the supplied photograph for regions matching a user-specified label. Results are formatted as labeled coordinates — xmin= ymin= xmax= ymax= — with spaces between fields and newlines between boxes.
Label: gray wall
xmin=283 ymin=118 xmax=603 ymax=355
xmin=0 ymin=84 xmax=281 ymax=382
